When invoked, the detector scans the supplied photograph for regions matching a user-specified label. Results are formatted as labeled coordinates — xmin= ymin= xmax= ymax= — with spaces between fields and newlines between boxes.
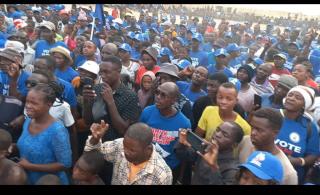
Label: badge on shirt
xmin=289 ymin=132 xmax=300 ymax=143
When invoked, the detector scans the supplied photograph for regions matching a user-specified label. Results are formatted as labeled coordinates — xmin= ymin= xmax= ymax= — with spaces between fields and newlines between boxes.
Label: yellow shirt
xmin=198 ymin=106 xmax=251 ymax=141
xmin=128 ymin=161 xmax=148 ymax=183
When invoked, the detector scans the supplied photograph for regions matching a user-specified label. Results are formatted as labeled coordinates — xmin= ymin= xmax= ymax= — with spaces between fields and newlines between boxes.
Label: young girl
xmin=138 ymin=71 xmax=156 ymax=109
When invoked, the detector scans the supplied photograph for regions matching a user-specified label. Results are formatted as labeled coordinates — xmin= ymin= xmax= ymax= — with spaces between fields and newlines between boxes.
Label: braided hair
xmin=30 ymin=82 xmax=64 ymax=105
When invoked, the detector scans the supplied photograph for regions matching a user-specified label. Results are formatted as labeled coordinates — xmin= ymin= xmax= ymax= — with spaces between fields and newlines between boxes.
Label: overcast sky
xmin=227 ymin=4 xmax=320 ymax=16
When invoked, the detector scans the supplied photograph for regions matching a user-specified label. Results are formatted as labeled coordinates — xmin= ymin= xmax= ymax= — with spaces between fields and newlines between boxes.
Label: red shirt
xmin=135 ymin=66 xmax=160 ymax=86
xmin=112 ymin=9 xmax=119 ymax=18
xmin=269 ymin=67 xmax=291 ymax=88
xmin=307 ymin=79 xmax=319 ymax=92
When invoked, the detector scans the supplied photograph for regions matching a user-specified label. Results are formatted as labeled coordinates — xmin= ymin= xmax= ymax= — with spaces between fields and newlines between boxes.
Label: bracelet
xmin=299 ymin=157 xmax=305 ymax=166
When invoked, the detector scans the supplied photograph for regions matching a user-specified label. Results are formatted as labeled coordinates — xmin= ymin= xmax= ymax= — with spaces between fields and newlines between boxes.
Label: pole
xmin=90 ymin=16 xmax=96 ymax=40
xmin=4 ymin=4 xmax=7 ymax=12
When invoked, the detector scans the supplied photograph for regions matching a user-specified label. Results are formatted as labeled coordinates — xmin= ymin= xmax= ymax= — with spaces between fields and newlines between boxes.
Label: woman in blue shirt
xmin=17 ymin=84 xmax=72 ymax=185
xmin=275 ymin=85 xmax=319 ymax=184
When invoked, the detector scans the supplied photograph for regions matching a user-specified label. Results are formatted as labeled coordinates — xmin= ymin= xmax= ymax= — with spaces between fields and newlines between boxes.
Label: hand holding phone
xmin=83 ymin=77 xmax=93 ymax=88
xmin=185 ymin=129 xmax=208 ymax=154
xmin=254 ymin=94 xmax=262 ymax=110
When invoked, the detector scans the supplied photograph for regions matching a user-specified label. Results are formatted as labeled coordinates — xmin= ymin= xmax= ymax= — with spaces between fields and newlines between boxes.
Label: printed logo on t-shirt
xmin=151 ymin=128 xmax=178 ymax=145
xmin=191 ymin=58 xmax=199 ymax=67
xmin=41 ymin=50 xmax=50 ymax=56
xmin=289 ymin=132 xmax=300 ymax=143
xmin=275 ymin=139 xmax=301 ymax=155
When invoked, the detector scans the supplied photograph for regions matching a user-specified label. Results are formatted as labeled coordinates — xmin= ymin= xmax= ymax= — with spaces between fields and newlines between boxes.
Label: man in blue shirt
xmin=0 ymin=48 xmax=30 ymax=101
xmin=189 ymin=33 xmax=208 ymax=67
xmin=34 ymin=21 xmax=68 ymax=58
xmin=207 ymin=49 xmax=233 ymax=78
xmin=226 ymin=43 xmax=242 ymax=75
xmin=177 ymin=66 xmax=208 ymax=105
xmin=140 ymin=82 xmax=191 ymax=184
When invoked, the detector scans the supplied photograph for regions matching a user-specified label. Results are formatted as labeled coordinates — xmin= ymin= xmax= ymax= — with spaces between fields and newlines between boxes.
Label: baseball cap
xmin=39 ymin=21 xmax=56 ymax=31
xmin=173 ymin=37 xmax=186 ymax=46
xmin=224 ymin=31 xmax=233 ymax=38
xmin=278 ymin=75 xmax=298 ymax=90
xmin=226 ymin=43 xmax=240 ymax=53
xmin=213 ymin=38 xmax=226 ymax=48
xmin=110 ymin=23 xmax=120 ymax=31
xmin=78 ymin=60 xmax=99 ymax=75
xmin=176 ymin=59 xmax=191 ymax=70
xmin=274 ymin=53 xmax=287 ymax=61
xmin=119 ymin=43 xmax=132 ymax=53
xmin=126 ymin=31 xmax=135 ymax=39
xmin=214 ymin=48 xmax=229 ymax=57
xmin=156 ymin=63 xmax=180 ymax=79
xmin=192 ymin=33 xmax=203 ymax=42
xmin=239 ymin=151 xmax=284 ymax=183
xmin=133 ymin=34 xmax=144 ymax=42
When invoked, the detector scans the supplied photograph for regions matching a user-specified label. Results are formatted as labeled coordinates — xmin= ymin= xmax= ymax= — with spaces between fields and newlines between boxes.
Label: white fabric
xmin=287 ymin=85 xmax=315 ymax=111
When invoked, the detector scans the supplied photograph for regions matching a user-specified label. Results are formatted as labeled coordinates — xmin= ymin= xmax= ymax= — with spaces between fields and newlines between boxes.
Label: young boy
xmin=72 ymin=150 xmax=105 ymax=185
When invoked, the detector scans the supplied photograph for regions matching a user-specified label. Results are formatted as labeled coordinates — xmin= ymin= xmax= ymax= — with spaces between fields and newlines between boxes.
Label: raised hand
xmin=178 ymin=128 xmax=191 ymax=147
xmin=89 ymin=120 xmax=109 ymax=145
xmin=197 ymin=139 xmax=219 ymax=171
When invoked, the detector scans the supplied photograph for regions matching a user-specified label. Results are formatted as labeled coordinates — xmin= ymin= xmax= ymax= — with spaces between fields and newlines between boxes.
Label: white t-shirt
xmin=238 ymin=135 xmax=298 ymax=185
xmin=237 ymin=86 xmax=257 ymax=113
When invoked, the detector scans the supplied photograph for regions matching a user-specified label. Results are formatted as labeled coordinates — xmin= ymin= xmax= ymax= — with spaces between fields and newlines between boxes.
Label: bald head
xmin=160 ymin=82 xmax=180 ymax=99
xmin=125 ymin=123 xmax=153 ymax=148
xmin=101 ymin=43 xmax=118 ymax=61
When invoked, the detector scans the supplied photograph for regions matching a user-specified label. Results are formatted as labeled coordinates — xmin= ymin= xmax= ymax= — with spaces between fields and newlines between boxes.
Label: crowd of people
xmin=0 ymin=4 xmax=320 ymax=185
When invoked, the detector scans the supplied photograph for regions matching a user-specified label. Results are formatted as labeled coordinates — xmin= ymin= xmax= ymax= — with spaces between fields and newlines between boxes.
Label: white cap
xmin=5 ymin=40 xmax=25 ymax=54
xmin=161 ymin=20 xmax=172 ymax=26
xmin=78 ymin=60 xmax=99 ymax=75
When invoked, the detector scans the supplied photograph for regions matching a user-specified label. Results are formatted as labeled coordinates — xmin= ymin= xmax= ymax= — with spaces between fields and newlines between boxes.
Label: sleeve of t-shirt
xmin=306 ymin=122 xmax=320 ymax=155
xmin=52 ymin=125 xmax=72 ymax=168
xmin=176 ymin=81 xmax=188 ymax=93
xmin=197 ymin=106 xmax=209 ymax=132
xmin=62 ymin=104 xmax=75 ymax=127
xmin=63 ymin=85 xmax=77 ymax=108
xmin=139 ymin=106 xmax=151 ymax=123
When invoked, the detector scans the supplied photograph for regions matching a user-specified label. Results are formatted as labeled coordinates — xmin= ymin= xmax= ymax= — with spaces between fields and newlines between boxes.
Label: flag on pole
xmin=94 ymin=4 xmax=106 ymax=27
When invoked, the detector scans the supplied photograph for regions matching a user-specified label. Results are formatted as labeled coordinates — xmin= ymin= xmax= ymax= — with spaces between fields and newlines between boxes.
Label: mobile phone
xmin=186 ymin=129 xmax=207 ymax=154
xmin=254 ymin=94 xmax=262 ymax=110
xmin=83 ymin=77 xmax=93 ymax=87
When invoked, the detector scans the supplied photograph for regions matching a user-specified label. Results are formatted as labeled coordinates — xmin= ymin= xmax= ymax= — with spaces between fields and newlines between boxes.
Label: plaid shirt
xmin=84 ymin=136 xmax=173 ymax=185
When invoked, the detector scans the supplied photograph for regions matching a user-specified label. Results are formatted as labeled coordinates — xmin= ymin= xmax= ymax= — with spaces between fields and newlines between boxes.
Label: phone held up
xmin=186 ymin=129 xmax=208 ymax=154
xmin=254 ymin=94 xmax=262 ymax=110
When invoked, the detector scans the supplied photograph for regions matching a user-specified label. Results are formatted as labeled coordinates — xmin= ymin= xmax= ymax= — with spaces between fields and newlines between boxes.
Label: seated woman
xmin=17 ymin=84 xmax=72 ymax=185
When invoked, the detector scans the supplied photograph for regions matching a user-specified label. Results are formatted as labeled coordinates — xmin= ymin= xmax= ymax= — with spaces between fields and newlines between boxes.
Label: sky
xmin=227 ymin=4 xmax=320 ymax=16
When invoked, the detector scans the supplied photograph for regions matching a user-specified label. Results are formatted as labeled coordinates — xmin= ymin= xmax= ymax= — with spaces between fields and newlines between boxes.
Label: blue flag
xmin=94 ymin=4 xmax=106 ymax=27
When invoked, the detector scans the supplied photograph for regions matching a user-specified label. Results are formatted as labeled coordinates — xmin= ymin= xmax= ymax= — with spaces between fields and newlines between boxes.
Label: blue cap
xmin=176 ymin=59 xmax=191 ymax=69
xmin=192 ymin=33 xmax=203 ymax=42
xmin=253 ymin=57 xmax=264 ymax=66
xmin=224 ymin=31 xmax=233 ymax=38
xmin=150 ymin=27 xmax=159 ymax=35
xmin=288 ymin=42 xmax=300 ymax=49
xmin=111 ymin=23 xmax=120 ymax=31
xmin=133 ymin=34 xmax=144 ymax=42
xmin=173 ymin=37 xmax=186 ymax=46
xmin=119 ymin=43 xmax=132 ymax=53
xmin=142 ymin=33 xmax=149 ymax=42
xmin=53 ymin=4 xmax=65 ymax=11
xmin=12 ymin=11 xmax=22 ymax=20
xmin=158 ymin=47 xmax=173 ymax=59
xmin=126 ymin=31 xmax=135 ymax=39
xmin=226 ymin=43 xmax=240 ymax=53
xmin=239 ymin=151 xmax=283 ymax=183
xmin=214 ymin=48 xmax=229 ymax=57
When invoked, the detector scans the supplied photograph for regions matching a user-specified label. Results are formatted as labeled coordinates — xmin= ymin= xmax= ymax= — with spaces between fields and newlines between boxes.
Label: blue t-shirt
xmin=17 ymin=118 xmax=72 ymax=185
xmin=228 ymin=56 xmax=243 ymax=72
xmin=207 ymin=65 xmax=234 ymax=78
xmin=176 ymin=81 xmax=207 ymax=105
xmin=0 ymin=70 xmax=30 ymax=97
xmin=207 ymin=52 xmax=216 ymax=67
xmin=35 ymin=40 xmax=68 ymax=58
xmin=261 ymin=94 xmax=283 ymax=109
xmin=275 ymin=111 xmax=320 ymax=182
xmin=201 ymin=43 xmax=214 ymax=53
xmin=57 ymin=78 xmax=77 ymax=108
xmin=139 ymin=105 xmax=191 ymax=169
xmin=73 ymin=54 xmax=87 ymax=68
xmin=55 ymin=67 xmax=79 ymax=83
xmin=189 ymin=50 xmax=208 ymax=67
